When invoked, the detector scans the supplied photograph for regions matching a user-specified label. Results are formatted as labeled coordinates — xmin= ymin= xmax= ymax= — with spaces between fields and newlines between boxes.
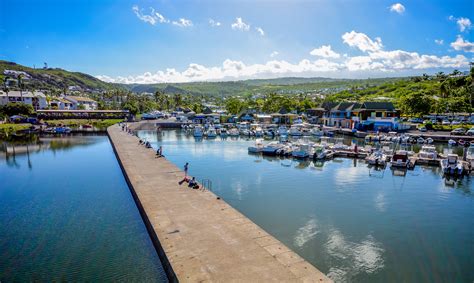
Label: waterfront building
xmin=0 ymin=90 xmax=48 ymax=110
xmin=64 ymin=96 xmax=98 ymax=110
xmin=49 ymin=98 xmax=73 ymax=110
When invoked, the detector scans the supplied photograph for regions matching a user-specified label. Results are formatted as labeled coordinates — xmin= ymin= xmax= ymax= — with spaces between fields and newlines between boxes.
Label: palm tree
xmin=17 ymin=74 xmax=24 ymax=101
xmin=3 ymin=76 xmax=10 ymax=101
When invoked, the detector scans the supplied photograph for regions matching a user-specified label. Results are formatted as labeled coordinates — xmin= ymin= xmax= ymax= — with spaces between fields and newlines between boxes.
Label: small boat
xmin=277 ymin=125 xmax=288 ymax=136
xmin=248 ymin=139 xmax=264 ymax=153
xmin=466 ymin=144 xmax=474 ymax=168
xmin=193 ymin=126 xmax=204 ymax=138
xmin=417 ymin=145 xmax=438 ymax=160
xmin=366 ymin=151 xmax=387 ymax=166
xmin=291 ymin=142 xmax=311 ymax=159
xmin=440 ymin=154 xmax=464 ymax=176
xmin=417 ymin=137 xmax=425 ymax=144
xmin=426 ymin=137 xmax=434 ymax=144
xmin=448 ymin=139 xmax=457 ymax=146
xmin=310 ymin=127 xmax=324 ymax=136
xmin=289 ymin=126 xmax=303 ymax=137
xmin=54 ymin=126 xmax=71 ymax=134
xmin=254 ymin=127 xmax=264 ymax=137
xmin=220 ymin=128 xmax=228 ymax=137
xmin=458 ymin=139 xmax=466 ymax=146
xmin=262 ymin=141 xmax=284 ymax=156
xmin=313 ymin=144 xmax=332 ymax=160
xmin=206 ymin=127 xmax=217 ymax=138
xmin=391 ymin=150 xmax=409 ymax=168
xmin=228 ymin=128 xmax=239 ymax=137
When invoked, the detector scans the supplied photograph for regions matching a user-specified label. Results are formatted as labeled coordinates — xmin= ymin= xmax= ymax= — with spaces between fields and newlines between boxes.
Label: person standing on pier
xmin=184 ymin=162 xmax=189 ymax=177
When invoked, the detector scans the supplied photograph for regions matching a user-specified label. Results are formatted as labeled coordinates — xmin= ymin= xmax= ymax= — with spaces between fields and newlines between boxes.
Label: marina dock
xmin=107 ymin=125 xmax=331 ymax=282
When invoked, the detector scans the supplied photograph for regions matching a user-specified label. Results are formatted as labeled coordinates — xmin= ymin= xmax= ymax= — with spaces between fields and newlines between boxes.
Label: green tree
xmin=0 ymin=102 xmax=34 ymax=116
xmin=398 ymin=92 xmax=434 ymax=116
xmin=122 ymin=100 xmax=139 ymax=115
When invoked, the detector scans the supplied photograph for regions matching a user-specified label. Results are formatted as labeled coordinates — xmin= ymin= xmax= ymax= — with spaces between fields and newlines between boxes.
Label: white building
xmin=64 ymin=96 xmax=98 ymax=110
xmin=49 ymin=98 xmax=74 ymax=110
xmin=0 ymin=90 xmax=48 ymax=110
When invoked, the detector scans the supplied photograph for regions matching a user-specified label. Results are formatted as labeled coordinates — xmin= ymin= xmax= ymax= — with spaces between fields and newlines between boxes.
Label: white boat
xmin=440 ymin=154 xmax=464 ymax=176
xmin=220 ymin=128 xmax=228 ymax=137
xmin=426 ymin=137 xmax=434 ymax=144
xmin=291 ymin=142 xmax=311 ymax=159
xmin=417 ymin=145 xmax=437 ymax=160
xmin=228 ymin=128 xmax=239 ymax=137
xmin=391 ymin=150 xmax=409 ymax=168
xmin=254 ymin=126 xmax=264 ymax=137
xmin=289 ymin=126 xmax=302 ymax=137
xmin=262 ymin=141 xmax=284 ymax=155
xmin=313 ymin=144 xmax=332 ymax=160
xmin=310 ymin=127 xmax=324 ymax=136
xmin=206 ymin=127 xmax=217 ymax=138
xmin=417 ymin=137 xmax=425 ymax=144
xmin=466 ymin=144 xmax=474 ymax=168
xmin=277 ymin=126 xmax=288 ymax=136
xmin=193 ymin=126 xmax=204 ymax=138
xmin=248 ymin=139 xmax=264 ymax=153
xmin=366 ymin=151 xmax=387 ymax=166
xmin=448 ymin=139 xmax=457 ymax=146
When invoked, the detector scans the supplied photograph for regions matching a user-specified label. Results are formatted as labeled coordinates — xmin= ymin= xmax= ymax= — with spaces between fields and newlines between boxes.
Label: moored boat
xmin=440 ymin=154 xmax=464 ymax=176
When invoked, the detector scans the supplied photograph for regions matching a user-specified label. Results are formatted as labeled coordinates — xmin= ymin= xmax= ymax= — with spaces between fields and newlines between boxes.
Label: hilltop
xmin=0 ymin=60 xmax=123 ymax=92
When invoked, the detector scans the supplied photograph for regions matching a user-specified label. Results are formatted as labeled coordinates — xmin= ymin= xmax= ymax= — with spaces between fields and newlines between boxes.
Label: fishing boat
xmin=440 ymin=154 xmax=464 ymax=176
xmin=262 ymin=141 xmax=284 ymax=156
xmin=193 ymin=126 xmax=204 ymax=138
xmin=248 ymin=139 xmax=264 ymax=153
xmin=417 ymin=145 xmax=438 ymax=160
xmin=391 ymin=150 xmax=409 ymax=168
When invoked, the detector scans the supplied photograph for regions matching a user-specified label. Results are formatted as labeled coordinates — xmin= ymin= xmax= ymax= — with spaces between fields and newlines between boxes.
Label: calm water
xmin=140 ymin=130 xmax=474 ymax=283
xmin=0 ymin=135 xmax=167 ymax=282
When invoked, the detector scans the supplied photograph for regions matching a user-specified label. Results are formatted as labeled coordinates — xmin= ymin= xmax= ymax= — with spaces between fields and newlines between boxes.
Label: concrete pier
xmin=107 ymin=125 xmax=331 ymax=282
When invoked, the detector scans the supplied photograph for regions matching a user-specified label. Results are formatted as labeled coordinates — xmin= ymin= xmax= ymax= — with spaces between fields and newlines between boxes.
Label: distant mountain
xmin=0 ymin=60 xmax=123 ymax=92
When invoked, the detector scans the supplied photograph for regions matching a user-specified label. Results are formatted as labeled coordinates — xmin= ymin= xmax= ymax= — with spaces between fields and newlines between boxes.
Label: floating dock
xmin=107 ymin=125 xmax=331 ymax=282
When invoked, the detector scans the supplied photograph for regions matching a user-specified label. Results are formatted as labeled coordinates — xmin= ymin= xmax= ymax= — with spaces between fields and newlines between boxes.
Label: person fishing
xmin=184 ymin=162 xmax=189 ymax=177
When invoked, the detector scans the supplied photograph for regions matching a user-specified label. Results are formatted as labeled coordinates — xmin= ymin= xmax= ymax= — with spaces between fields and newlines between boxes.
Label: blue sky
xmin=1 ymin=0 xmax=473 ymax=83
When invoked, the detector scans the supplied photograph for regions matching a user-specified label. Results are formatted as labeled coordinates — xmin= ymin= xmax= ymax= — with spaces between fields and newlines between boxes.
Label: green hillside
xmin=0 ymin=60 xmax=123 ymax=91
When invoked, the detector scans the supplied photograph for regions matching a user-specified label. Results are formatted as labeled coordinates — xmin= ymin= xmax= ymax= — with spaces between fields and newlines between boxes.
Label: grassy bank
xmin=0 ymin=123 xmax=32 ymax=135
xmin=45 ymin=119 xmax=123 ymax=128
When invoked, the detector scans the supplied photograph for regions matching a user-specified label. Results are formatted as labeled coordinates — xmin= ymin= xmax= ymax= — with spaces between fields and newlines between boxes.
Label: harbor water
xmin=0 ymin=135 xmax=167 ymax=282
xmin=139 ymin=129 xmax=474 ymax=282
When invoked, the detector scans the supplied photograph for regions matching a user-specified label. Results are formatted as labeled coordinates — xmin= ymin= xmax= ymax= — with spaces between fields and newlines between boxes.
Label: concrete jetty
xmin=107 ymin=125 xmax=331 ymax=282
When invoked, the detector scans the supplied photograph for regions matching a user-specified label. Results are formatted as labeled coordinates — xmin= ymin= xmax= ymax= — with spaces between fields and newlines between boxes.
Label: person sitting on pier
xmin=139 ymin=139 xmax=144 ymax=145
xmin=156 ymin=146 xmax=163 ymax=157
xmin=188 ymin=177 xmax=199 ymax=189
xmin=145 ymin=141 xmax=152 ymax=148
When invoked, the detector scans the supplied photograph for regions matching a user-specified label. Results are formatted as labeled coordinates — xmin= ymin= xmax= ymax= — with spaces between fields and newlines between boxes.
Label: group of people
xmin=179 ymin=162 xmax=200 ymax=189
xmin=120 ymin=122 xmax=133 ymax=135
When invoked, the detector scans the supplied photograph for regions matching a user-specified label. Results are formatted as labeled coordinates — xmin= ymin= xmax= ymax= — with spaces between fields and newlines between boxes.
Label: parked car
xmin=451 ymin=120 xmax=461 ymax=125
xmin=451 ymin=128 xmax=466 ymax=135
xmin=419 ymin=126 xmax=427 ymax=132
xmin=466 ymin=127 xmax=474 ymax=136
xmin=442 ymin=120 xmax=451 ymax=125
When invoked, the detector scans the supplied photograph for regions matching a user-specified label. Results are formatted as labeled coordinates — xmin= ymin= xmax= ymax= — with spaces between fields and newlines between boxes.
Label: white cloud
xmin=270 ymin=51 xmax=279 ymax=58
xmin=255 ymin=27 xmax=265 ymax=36
xmin=310 ymin=45 xmax=341 ymax=58
xmin=389 ymin=3 xmax=405 ymax=14
xmin=132 ymin=5 xmax=158 ymax=25
xmin=449 ymin=16 xmax=472 ymax=32
xmin=209 ymin=19 xmax=221 ymax=27
xmin=457 ymin=17 xmax=472 ymax=32
xmin=434 ymin=39 xmax=444 ymax=45
xmin=97 ymin=30 xmax=470 ymax=83
xmin=172 ymin=18 xmax=193 ymax=27
xmin=231 ymin=17 xmax=250 ymax=31
xmin=342 ymin=31 xmax=383 ymax=52
xmin=450 ymin=36 xmax=474 ymax=52
xmin=154 ymin=11 xmax=169 ymax=24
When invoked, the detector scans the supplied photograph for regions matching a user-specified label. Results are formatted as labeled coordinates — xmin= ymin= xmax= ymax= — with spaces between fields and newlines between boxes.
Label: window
xmin=376 ymin=112 xmax=382 ymax=117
